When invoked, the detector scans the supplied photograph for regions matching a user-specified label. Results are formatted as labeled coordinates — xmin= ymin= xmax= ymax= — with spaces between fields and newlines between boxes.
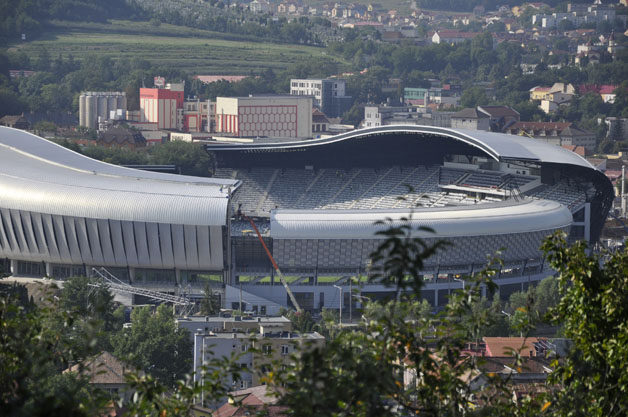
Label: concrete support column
xmin=45 ymin=262 xmax=52 ymax=278
xmin=10 ymin=259 xmax=18 ymax=276
xmin=129 ymin=267 xmax=135 ymax=284
xmin=175 ymin=269 xmax=181 ymax=286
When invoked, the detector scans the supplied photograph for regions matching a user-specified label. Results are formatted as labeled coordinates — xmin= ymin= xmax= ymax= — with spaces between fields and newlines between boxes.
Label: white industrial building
xmin=215 ymin=96 xmax=313 ymax=139
xmin=79 ymin=92 xmax=127 ymax=130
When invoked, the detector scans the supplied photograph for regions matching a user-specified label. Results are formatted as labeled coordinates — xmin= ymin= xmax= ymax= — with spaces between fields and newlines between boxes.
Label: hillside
xmin=8 ymin=20 xmax=346 ymax=74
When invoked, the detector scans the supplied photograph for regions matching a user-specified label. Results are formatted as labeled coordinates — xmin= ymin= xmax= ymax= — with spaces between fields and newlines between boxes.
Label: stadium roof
xmin=0 ymin=127 xmax=238 ymax=226
xmin=207 ymin=125 xmax=595 ymax=170
xmin=270 ymin=199 xmax=573 ymax=239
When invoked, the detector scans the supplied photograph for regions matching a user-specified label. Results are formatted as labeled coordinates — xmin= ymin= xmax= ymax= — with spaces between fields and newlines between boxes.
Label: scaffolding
xmin=89 ymin=267 xmax=195 ymax=316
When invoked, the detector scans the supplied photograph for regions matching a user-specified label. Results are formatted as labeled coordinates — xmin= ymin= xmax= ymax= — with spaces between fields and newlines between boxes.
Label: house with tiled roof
xmin=97 ymin=126 xmax=146 ymax=149
xmin=579 ymin=84 xmax=622 ymax=103
xmin=0 ymin=114 xmax=30 ymax=130
xmin=506 ymin=121 xmax=596 ymax=151
xmin=451 ymin=108 xmax=490 ymax=131
xmin=212 ymin=385 xmax=287 ymax=417
xmin=312 ymin=108 xmax=330 ymax=135
xmin=64 ymin=351 xmax=137 ymax=401
xmin=477 ymin=105 xmax=520 ymax=131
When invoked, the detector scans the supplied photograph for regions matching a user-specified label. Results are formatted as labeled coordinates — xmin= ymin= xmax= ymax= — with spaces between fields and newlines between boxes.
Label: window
xmin=241 ymin=343 xmax=248 ymax=352
xmin=263 ymin=344 xmax=272 ymax=355
xmin=240 ymin=380 xmax=247 ymax=389
xmin=281 ymin=345 xmax=290 ymax=355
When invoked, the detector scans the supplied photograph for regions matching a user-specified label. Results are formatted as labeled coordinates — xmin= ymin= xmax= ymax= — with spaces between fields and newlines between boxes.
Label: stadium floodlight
xmin=453 ymin=277 xmax=465 ymax=290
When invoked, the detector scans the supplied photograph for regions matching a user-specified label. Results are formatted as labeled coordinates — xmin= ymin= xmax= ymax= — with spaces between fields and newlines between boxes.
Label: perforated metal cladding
xmin=0 ymin=209 xmax=224 ymax=270
xmin=272 ymin=227 xmax=569 ymax=269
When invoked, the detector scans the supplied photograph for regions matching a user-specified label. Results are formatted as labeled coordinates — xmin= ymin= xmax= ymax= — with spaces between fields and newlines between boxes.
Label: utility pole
xmin=333 ymin=285 xmax=342 ymax=325
xmin=622 ymin=165 xmax=626 ymax=218
xmin=349 ymin=277 xmax=352 ymax=323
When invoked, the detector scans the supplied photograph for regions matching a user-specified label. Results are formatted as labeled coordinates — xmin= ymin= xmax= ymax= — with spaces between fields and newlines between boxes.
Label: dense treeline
xmin=0 ymin=0 xmax=138 ymax=39
xmin=57 ymin=139 xmax=215 ymax=177
xmin=0 ymin=0 xmax=334 ymax=47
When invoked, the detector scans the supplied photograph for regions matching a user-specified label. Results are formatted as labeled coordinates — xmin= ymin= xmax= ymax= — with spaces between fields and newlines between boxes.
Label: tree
xmin=542 ymin=233 xmax=628 ymax=416
xmin=461 ymin=86 xmax=488 ymax=108
xmin=112 ymin=304 xmax=193 ymax=387
xmin=58 ymin=276 xmax=119 ymax=331
xmin=533 ymin=276 xmax=559 ymax=319
xmin=150 ymin=141 xmax=213 ymax=177
xmin=0 ymin=292 xmax=109 ymax=416
xmin=199 ymin=282 xmax=221 ymax=316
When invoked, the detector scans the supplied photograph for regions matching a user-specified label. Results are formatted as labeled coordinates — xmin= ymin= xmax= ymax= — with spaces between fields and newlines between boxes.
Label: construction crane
xmin=240 ymin=212 xmax=302 ymax=313
xmin=90 ymin=267 xmax=195 ymax=317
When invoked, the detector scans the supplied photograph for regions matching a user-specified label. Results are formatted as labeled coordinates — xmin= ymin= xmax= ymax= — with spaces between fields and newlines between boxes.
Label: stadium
xmin=0 ymin=126 xmax=613 ymax=314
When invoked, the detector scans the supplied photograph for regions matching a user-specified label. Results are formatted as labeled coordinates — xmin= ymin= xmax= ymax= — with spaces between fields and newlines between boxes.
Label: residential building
xmin=290 ymin=78 xmax=353 ymax=118
xmin=477 ymin=105 xmax=520 ymax=131
xmin=193 ymin=329 xmax=324 ymax=391
xmin=532 ymin=3 xmax=624 ymax=29
xmin=0 ymin=114 xmax=30 ymax=130
xmin=97 ymin=126 xmax=146 ymax=149
xmin=505 ymin=121 xmax=596 ymax=151
xmin=605 ymin=117 xmax=628 ymax=141
xmin=249 ymin=0 xmax=270 ymax=13
xmin=451 ymin=108 xmax=490 ymax=131
xmin=430 ymin=30 xmax=478 ymax=44
xmin=64 ymin=352 xmax=137 ymax=401
xmin=404 ymin=86 xmax=461 ymax=108
xmin=177 ymin=315 xmax=292 ymax=341
xmin=530 ymin=83 xmax=576 ymax=114
xmin=363 ymin=105 xmax=453 ymax=128
xmin=215 ymin=96 xmax=313 ymax=139
xmin=312 ymin=108 xmax=330 ymax=135
xmin=579 ymin=84 xmax=620 ymax=104
xmin=79 ymin=92 xmax=127 ymax=130
xmin=213 ymin=386 xmax=287 ymax=417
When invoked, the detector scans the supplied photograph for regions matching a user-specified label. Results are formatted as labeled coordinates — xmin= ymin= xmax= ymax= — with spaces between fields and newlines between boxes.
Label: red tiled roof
xmin=193 ymin=75 xmax=248 ymax=84
xmin=64 ymin=352 xmax=134 ymax=385
xmin=561 ymin=145 xmax=586 ymax=156
xmin=483 ymin=337 xmax=543 ymax=357
xmin=578 ymin=84 xmax=618 ymax=95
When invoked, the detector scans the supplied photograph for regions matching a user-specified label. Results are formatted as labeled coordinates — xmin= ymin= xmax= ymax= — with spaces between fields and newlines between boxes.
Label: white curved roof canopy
xmin=270 ymin=199 xmax=573 ymax=240
xmin=0 ymin=127 xmax=238 ymax=226
xmin=209 ymin=125 xmax=594 ymax=170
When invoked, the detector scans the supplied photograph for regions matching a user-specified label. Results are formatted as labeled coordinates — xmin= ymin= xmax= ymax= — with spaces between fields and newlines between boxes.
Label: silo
xmin=85 ymin=93 xmax=97 ymax=130
xmin=117 ymin=93 xmax=127 ymax=113
xmin=79 ymin=93 xmax=86 ymax=127
xmin=97 ymin=95 xmax=108 ymax=125
xmin=107 ymin=95 xmax=117 ymax=120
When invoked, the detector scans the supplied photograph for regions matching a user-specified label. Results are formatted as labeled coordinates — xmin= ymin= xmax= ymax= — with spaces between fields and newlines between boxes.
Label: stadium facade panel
xmin=0 ymin=127 xmax=237 ymax=281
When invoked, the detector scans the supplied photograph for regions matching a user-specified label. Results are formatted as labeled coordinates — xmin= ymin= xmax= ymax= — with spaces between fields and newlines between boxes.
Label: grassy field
xmin=9 ymin=20 xmax=347 ymax=74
